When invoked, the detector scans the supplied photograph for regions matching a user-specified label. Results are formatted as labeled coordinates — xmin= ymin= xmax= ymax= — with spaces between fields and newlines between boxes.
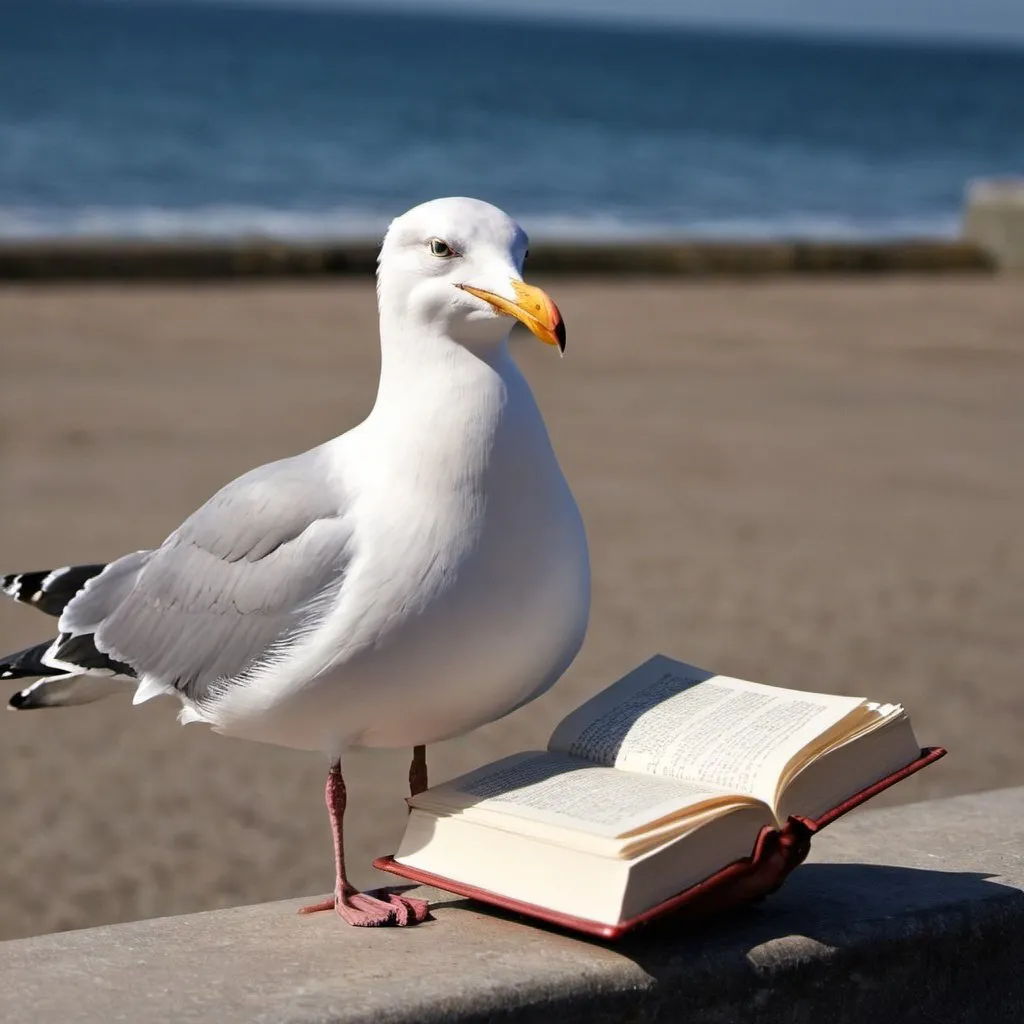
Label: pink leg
xmin=391 ymin=745 xmax=431 ymax=919
xmin=298 ymin=758 xmax=430 ymax=927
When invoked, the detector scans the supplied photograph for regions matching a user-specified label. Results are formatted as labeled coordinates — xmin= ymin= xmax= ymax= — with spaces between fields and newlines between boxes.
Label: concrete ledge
xmin=964 ymin=178 xmax=1024 ymax=271
xmin=0 ymin=238 xmax=993 ymax=281
xmin=2 ymin=786 xmax=1023 ymax=1022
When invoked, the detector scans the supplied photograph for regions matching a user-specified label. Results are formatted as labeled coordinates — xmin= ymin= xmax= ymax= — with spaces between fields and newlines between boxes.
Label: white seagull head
xmin=376 ymin=197 xmax=565 ymax=355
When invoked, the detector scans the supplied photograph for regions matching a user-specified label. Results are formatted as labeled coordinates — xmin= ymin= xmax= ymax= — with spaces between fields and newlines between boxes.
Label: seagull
xmin=0 ymin=197 xmax=591 ymax=927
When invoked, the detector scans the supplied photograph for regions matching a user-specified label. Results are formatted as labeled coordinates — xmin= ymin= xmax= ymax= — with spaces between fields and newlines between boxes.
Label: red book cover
xmin=374 ymin=746 xmax=946 ymax=940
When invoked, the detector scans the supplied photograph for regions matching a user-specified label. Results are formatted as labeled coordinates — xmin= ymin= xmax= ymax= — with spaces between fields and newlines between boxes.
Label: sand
xmin=1 ymin=277 xmax=1022 ymax=941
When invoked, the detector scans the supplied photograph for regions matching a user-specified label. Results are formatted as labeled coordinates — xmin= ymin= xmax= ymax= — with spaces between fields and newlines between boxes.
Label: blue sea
xmin=1 ymin=0 xmax=1023 ymax=241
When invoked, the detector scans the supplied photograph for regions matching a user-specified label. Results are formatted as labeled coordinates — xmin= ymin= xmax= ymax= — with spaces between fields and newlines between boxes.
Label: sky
xmin=278 ymin=0 xmax=1024 ymax=46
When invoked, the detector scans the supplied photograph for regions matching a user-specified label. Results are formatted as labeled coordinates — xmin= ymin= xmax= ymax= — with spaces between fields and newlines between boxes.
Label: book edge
xmin=373 ymin=746 xmax=947 ymax=941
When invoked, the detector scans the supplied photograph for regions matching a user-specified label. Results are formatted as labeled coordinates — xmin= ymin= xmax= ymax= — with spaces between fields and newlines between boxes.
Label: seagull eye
xmin=429 ymin=238 xmax=454 ymax=258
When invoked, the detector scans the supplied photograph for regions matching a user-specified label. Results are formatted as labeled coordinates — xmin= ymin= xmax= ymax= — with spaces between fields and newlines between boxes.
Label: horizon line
xmin=94 ymin=0 xmax=1024 ymax=52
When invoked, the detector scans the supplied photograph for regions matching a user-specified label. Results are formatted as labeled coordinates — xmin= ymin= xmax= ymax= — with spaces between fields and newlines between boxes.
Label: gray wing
xmin=58 ymin=448 xmax=352 ymax=702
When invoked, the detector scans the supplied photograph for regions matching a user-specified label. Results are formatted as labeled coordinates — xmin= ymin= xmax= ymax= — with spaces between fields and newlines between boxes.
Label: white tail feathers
xmin=132 ymin=677 xmax=173 ymax=705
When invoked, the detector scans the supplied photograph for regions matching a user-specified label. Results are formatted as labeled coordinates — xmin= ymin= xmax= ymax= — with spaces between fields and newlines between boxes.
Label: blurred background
xmin=2 ymin=0 xmax=1024 ymax=240
xmin=1 ymin=0 xmax=1022 ymax=940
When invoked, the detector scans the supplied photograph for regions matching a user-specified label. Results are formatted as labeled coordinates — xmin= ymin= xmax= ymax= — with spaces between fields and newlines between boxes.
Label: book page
xmin=548 ymin=655 xmax=867 ymax=807
xmin=776 ymin=709 xmax=921 ymax=822
xmin=409 ymin=750 xmax=746 ymax=840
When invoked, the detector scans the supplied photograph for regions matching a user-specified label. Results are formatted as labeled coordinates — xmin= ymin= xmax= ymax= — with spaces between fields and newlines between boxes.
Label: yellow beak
xmin=458 ymin=280 xmax=566 ymax=352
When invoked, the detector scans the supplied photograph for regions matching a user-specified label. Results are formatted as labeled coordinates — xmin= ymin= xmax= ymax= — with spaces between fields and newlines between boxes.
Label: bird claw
xmin=382 ymin=890 xmax=431 ymax=926
xmin=298 ymin=888 xmax=431 ymax=927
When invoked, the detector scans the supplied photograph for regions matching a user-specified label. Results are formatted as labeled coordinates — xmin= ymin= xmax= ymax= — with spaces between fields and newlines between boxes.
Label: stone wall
xmin=2 ymin=787 xmax=1022 ymax=1023
xmin=0 ymin=238 xmax=994 ymax=281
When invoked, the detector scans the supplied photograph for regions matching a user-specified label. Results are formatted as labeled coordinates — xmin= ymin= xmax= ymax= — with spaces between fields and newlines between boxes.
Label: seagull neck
xmin=372 ymin=316 xmax=512 ymax=416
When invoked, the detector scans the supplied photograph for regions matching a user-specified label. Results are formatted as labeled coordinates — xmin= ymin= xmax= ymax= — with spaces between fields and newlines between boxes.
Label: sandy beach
xmin=1 ymin=276 xmax=1021 ymax=941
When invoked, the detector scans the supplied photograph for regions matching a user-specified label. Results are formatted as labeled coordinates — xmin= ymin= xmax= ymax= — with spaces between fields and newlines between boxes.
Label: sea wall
xmin=1 ymin=786 xmax=1022 ymax=1023
xmin=0 ymin=238 xmax=993 ymax=280
xmin=3 ymin=180 xmax=1021 ymax=280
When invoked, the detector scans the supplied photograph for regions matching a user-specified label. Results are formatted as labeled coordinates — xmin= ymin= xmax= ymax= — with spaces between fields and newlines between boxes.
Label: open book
xmin=379 ymin=655 xmax=943 ymax=935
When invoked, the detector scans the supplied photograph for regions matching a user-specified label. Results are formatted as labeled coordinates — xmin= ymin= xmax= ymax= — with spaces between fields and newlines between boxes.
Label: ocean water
xmin=1 ymin=0 xmax=1023 ymax=241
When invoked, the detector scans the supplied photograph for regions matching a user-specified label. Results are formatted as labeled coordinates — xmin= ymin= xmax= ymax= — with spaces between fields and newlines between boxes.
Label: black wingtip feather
xmin=0 ymin=564 xmax=107 ymax=617
xmin=51 ymin=633 xmax=136 ymax=678
xmin=0 ymin=640 xmax=65 ymax=681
